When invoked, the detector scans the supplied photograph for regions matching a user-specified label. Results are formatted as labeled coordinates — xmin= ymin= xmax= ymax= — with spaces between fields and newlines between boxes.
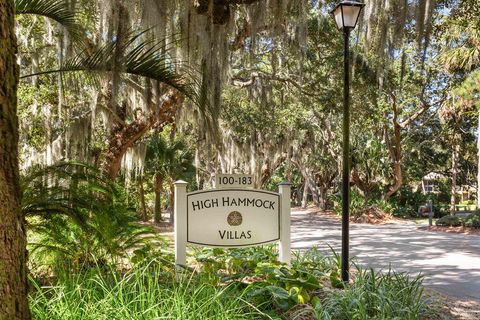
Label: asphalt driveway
xmin=290 ymin=208 xmax=480 ymax=300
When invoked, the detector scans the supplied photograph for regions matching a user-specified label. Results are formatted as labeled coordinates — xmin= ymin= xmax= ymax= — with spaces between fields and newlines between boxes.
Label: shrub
xmin=330 ymin=190 xmax=367 ymax=218
xmin=394 ymin=206 xmax=417 ymax=218
xmin=245 ymin=262 xmax=322 ymax=311
xmin=392 ymin=186 xmax=427 ymax=218
xmin=464 ymin=213 xmax=480 ymax=228
xmin=436 ymin=215 xmax=463 ymax=227
xmin=24 ymin=162 xmax=156 ymax=274
xmin=193 ymin=246 xmax=278 ymax=278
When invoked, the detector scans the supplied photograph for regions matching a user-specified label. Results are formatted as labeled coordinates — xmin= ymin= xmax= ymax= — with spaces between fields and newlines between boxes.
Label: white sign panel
xmin=187 ymin=189 xmax=280 ymax=247
xmin=215 ymin=174 xmax=254 ymax=189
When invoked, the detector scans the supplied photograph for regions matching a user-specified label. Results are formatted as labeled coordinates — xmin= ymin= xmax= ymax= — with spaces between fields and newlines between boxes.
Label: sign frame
xmin=186 ymin=188 xmax=281 ymax=247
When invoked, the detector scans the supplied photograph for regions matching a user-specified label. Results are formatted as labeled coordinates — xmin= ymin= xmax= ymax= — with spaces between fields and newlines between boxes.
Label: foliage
xmin=28 ymin=240 xmax=432 ymax=320
xmin=15 ymin=0 xmax=84 ymax=41
xmin=310 ymin=266 xmax=427 ymax=320
xmin=29 ymin=263 xmax=264 ymax=320
xmin=464 ymin=212 xmax=480 ymax=228
xmin=435 ymin=215 xmax=463 ymax=227
xmin=23 ymin=31 xmax=203 ymax=107
xmin=245 ymin=262 xmax=322 ymax=311
xmin=145 ymin=132 xmax=196 ymax=184
xmin=331 ymin=190 xmax=402 ymax=219
xmin=434 ymin=213 xmax=480 ymax=228
xmin=192 ymin=246 xmax=429 ymax=319
xmin=330 ymin=190 xmax=367 ymax=218
xmin=23 ymin=162 xmax=155 ymax=272
xmin=193 ymin=246 xmax=279 ymax=283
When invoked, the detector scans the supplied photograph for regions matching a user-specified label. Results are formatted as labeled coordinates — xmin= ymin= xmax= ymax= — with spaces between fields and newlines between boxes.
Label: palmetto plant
xmin=23 ymin=162 xmax=155 ymax=272
xmin=145 ymin=133 xmax=195 ymax=223
xmin=21 ymin=31 xmax=202 ymax=105
xmin=440 ymin=24 xmax=480 ymax=73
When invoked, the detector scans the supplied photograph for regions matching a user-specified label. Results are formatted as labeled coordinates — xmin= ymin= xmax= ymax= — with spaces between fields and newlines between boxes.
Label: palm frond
xmin=21 ymin=33 xmax=203 ymax=107
xmin=15 ymin=0 xmax=84 ymax=42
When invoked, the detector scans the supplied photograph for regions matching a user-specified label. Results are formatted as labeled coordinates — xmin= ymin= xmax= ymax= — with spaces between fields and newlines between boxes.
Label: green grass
xmin=29 ymin=262 xmax=266 ymax=320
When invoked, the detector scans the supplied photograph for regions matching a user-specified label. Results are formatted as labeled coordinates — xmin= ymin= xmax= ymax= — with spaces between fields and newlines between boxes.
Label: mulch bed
xmin=418 ymin=225 xmax=480 ymax=236
xmin=299 ymin=206 xmax=411 ymax=225
xmin=424 ymin=288 xmax=480 ymax=320
xmin=350 ymin=206 xmax=392 ymax=224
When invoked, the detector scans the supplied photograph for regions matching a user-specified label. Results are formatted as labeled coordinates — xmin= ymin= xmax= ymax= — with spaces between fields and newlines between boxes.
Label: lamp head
xmin=330 ymin=0 xmax=365 ymax=31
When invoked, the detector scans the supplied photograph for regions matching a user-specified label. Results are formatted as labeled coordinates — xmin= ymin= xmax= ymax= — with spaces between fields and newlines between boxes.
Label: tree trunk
xmin=318 ymin=186 xmax=328 ymax=211
xmin=383 ymin=105 xmax=403 ymax=200
xmin=309 ymin=179 xmax=320 ymax=207
xmin=154 ymin=173 xmax=163 ymax=223
xmin=477 ymin=111 xmax=480 ymax=209
xmin=450 ymin=135 xmax=460 ymax=215
xmin=301 ymin=179 xmax=309 ymax=208
xmin=295 ymin=183 xmax=303 ymax=206
xmin=0 ymin=0 xmax=32 ymax=318
xmin=102 ymin=89 xmax=182 ymax=180
xmin=138 ymin=175 xmax=148 ymax=222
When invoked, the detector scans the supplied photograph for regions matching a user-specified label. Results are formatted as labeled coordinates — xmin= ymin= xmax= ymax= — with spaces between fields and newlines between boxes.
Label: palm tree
xmin=145 ymin=133 xmax=195 ymax=223
xmin=439 ymin=8 xmax=480 ymax=210
xmin=14 ymin=0 xmax=84 ymax=40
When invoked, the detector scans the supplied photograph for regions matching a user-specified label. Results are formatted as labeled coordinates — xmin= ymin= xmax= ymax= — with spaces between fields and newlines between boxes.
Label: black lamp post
xmin=330 ymin=0 xmax=365 ymax=284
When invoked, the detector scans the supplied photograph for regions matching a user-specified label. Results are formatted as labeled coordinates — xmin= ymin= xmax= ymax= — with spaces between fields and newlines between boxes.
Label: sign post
xmin=174 ymin=180 xmax=188 ymax=267
xmin=279 ymin=181 xmax=291 ymax=265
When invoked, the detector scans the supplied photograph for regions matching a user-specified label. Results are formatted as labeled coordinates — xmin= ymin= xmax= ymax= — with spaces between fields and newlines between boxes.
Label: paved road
xmin=290 ymin=209 xmax=480 ymax=300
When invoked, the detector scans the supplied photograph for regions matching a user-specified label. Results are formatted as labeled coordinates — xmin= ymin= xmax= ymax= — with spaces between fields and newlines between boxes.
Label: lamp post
xmin=330 ymin=0 xmax=365 ymax=284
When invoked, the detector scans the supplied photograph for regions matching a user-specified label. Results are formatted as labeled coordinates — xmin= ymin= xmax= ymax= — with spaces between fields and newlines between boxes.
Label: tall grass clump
xmin=29 ymin=261 xmax=266 ymax=320
xmin=311 ymin=265 xmax=427 ymax=320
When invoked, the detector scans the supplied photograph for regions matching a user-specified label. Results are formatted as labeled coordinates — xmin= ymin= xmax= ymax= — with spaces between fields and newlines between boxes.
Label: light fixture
xmin=329 ymin=0 xmax=364 ymax=285
xmin=330 ymin=0 xmax=365 ymax=31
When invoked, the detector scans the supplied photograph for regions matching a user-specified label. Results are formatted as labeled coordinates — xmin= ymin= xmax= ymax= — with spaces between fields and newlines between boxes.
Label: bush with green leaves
xmin=330 ymin=190 xmax=367 ymax=218
xmin=245 ymin=262 xmax=322 ymax=311
xmin=192 ymin=246 xmax=429 ymax=319
xmin=23 ymin=162 xmax=156 ymax=273
xmin=435 ymin=215 xmax=463 ymax=227
xmin=464 ymin=212 xmax=480 ymax=228
xmin=194 ymin=246 xmax=278 ymax=278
